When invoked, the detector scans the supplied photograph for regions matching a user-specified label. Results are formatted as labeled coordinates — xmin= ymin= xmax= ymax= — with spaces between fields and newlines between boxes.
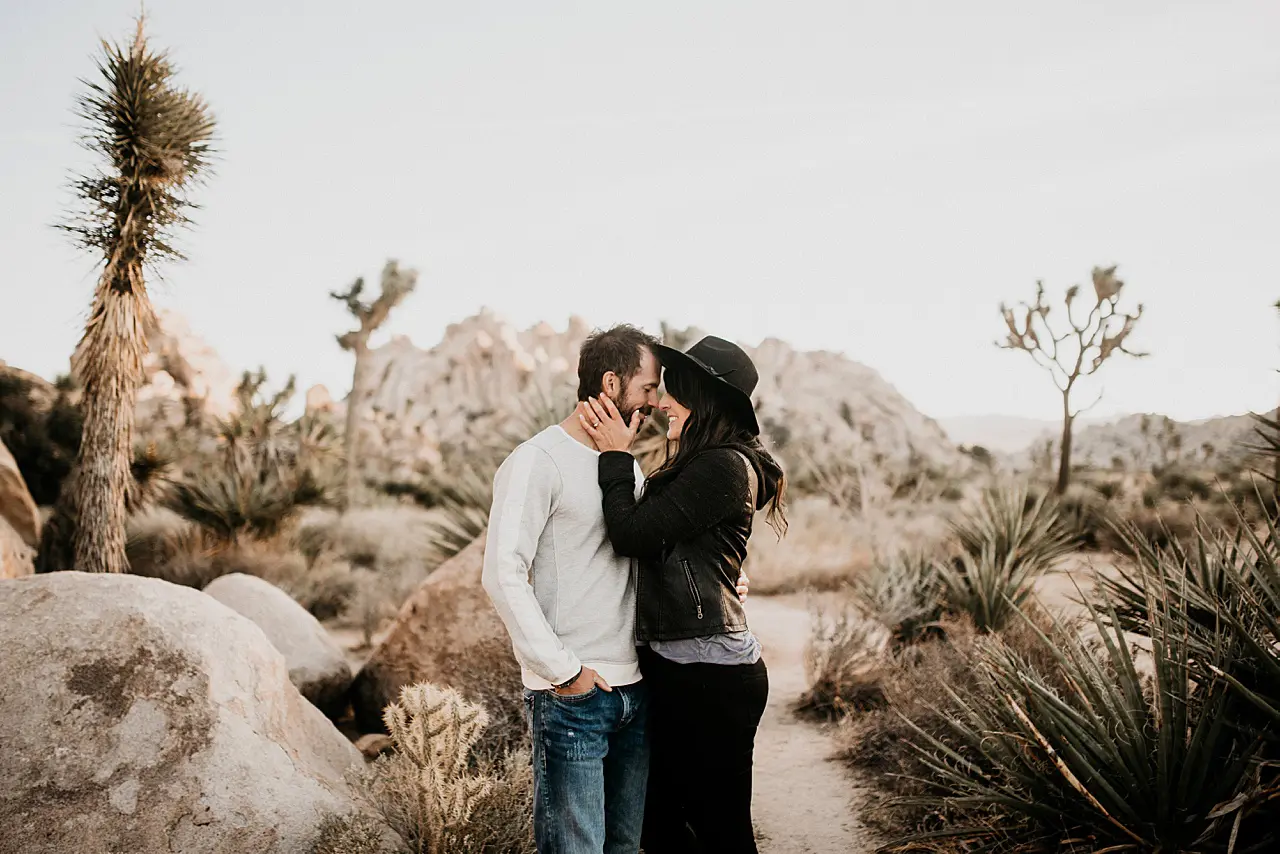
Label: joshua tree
xmin=999 ymin=266 xmax=1146 ymax=494
xmin=38 ymin=19 xmax=214 ymax=573
xmin=331 ymin=261 xmax=418 ymax=509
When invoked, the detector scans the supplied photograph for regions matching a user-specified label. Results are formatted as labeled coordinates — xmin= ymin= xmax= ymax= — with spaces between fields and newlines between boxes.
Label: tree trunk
xmin=343 ymin=339 xmax=369 ymax=511
xmin=51 ymin=279 xmax=150 ymax=573
xmin=1056 ymin=397 xmax=1074 ymax=495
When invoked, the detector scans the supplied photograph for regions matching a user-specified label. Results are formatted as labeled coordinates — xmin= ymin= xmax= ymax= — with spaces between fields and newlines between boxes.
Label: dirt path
xmin=748 ymin=595 xmax=882 ymax=854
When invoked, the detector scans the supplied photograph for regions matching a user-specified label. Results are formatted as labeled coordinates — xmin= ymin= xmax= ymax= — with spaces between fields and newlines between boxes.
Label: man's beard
xmin=610 ymin=388 xmax=649 ymax=425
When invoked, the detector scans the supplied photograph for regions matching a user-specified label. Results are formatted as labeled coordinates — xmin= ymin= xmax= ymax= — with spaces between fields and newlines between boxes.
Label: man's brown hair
xmin=576 ymin=324 xmax=660 ymax=401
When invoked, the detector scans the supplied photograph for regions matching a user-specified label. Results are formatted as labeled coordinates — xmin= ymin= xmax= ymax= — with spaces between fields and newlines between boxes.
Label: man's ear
xmin=601 ymin=371 xmax=620 ymax=397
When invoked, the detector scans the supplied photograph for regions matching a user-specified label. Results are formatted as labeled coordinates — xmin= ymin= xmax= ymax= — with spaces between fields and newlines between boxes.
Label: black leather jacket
xmin=597 ymin=447 xmax=776 ymax=642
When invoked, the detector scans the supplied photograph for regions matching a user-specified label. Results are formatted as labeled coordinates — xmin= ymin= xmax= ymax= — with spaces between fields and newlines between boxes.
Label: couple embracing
xmin=481 ymin=325 xmax=787 ymax=854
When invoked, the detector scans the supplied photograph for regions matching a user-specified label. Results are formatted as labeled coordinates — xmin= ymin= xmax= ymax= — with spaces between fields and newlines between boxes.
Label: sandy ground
xmin=748 ymin=595 xmax=882 ymax=854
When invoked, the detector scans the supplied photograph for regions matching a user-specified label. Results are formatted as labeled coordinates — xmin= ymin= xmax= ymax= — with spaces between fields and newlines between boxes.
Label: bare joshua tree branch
xmin=997 ymin=266 xmax=1147 ymax=493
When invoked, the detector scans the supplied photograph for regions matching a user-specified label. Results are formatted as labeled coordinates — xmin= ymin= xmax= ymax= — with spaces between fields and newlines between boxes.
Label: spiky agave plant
xmin=1204 ymin=513 xmax=1280 ymax=734
xmin=850 ymin=551 xmax=943 ymax=646
xmin=40 ymin=18 xmax=214 ymax=573
xmin=1094 ymin=519 xmax=1261 ymax=640
xmin=935 ymin=544 xmax=1046 ymax=633
xmin=938 ymin=485 xmax=1077 ymax=632
xmin=950 ymin=484 xmax=1078 ymax=575
xmin=897 ymin=591 xmax=1277 ymax=853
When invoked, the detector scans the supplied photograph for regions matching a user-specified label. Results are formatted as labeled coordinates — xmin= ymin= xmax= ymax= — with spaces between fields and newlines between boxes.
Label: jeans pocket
xmin=549 ymin=685 xmax=599 ymax=703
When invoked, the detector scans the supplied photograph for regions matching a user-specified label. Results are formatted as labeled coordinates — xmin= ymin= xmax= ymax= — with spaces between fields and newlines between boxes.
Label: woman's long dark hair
xmin=646 ymin=362 xmax=788 ymax=536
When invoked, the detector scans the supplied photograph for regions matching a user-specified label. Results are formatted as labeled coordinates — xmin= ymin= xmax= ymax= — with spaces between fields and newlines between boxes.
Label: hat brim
xmin=654 ymin=343 xmax=761 ymax=436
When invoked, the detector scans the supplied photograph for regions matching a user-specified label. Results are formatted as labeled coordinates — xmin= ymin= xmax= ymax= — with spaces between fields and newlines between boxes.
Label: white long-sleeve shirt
xmin=481 ymin=426 xmax=644 ymax=690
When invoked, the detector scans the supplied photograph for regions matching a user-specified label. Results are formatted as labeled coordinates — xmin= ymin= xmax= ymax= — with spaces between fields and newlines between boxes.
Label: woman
xmin=580 ymin=335 xmax=787 ymax=854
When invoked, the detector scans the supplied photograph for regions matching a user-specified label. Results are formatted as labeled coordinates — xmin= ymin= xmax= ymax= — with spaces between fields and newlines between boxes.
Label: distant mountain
xmin=1048 ymin=413 xmax=1260 ymax=470
xmin=938 ymin=414 xmax=1120 ymax=455
xmin=941 ymin=410 xmax=1266 ymax=467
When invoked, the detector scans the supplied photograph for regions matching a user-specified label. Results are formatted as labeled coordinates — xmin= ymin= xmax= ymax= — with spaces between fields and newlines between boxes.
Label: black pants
xmin=638 ymin=646 xmax=770 ymax=854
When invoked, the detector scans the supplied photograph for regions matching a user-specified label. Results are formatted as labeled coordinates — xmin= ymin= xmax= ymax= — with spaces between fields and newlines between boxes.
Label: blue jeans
xmin=526 ymin=681 xmax=649 ymax=854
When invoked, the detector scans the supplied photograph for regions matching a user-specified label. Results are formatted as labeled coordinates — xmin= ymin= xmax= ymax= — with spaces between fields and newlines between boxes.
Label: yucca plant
xmin=1203 ymin=514 xmax=1280 ymax=733
xmin=851 ymin=552 xmax=943 ymax=646
xmin=897 ymin=592 xmax=1278 ymax=853
xmin=935 ymin=544 xmax=1046 ymax=633
xmin=939 ymin=485 xmax=1077 ymax=632
xmin=951 ymin=484 xmax=1078 ymax=574
xmin=421 ymin=465 xmax=492 ymax=567
xmin=165 ymin=371 xmax=332 ymax=543
xmin=39 ymin=17 xmax=215 ymax=573
xmin=1094 ymin=519 xmax=1261 ymax=640
xmin=165 ymin=463 xmax=323 ymax=543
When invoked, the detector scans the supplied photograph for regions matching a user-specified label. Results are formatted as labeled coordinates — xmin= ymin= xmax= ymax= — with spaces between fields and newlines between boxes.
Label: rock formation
xmin=356 ymin=311 xmax=961 ymax=485
xmin=0 ymin=440 xmax=39 ymax=578
xmin=349 ymin=534 xmax=524 ymax=755
xmin=0 ymin=572 xmax=363 ymax=854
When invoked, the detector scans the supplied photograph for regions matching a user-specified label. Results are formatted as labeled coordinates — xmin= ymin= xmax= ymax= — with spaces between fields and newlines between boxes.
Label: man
xmin=482 ymin=324 xmax=661 ymax=854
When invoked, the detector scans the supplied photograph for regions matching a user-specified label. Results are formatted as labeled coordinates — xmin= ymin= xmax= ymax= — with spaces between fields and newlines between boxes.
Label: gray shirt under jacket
xmin=647 ymin=630 xmax=762 ymax=666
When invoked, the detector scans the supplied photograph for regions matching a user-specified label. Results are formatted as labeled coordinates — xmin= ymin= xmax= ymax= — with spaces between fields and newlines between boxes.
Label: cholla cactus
xmin=373 ymin=683 xmax=494 ymax=853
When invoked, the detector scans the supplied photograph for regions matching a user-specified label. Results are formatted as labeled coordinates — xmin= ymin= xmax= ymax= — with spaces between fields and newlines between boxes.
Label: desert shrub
xmin=936 ymin=546 xmax=1049 ymax=633
xmin=455 ymin=749 xmax=536 ymax=854
xmin=124 ymin=510 xmax=312 ymax=589
xmin=1092 ymin=477 xmax=1123 ymax=500
xmin=1053 ymin=488 xmax=1115 ymax=551
xmin=380 ymin=464 xmax=492 ymax=568
xmin=893 ymin=595 xmax=1277 ymax=853
xmin=280 ymin=560 xmax=363 ymax=621
xmin=950 ymin=484 xmax=1077 ymax=573
xmin=1142 ymin=466 xmax=1213 ymax=506
xmin=1104 ymin=502 xmax=1206 ymax=553
xmin=352 ymin=683 xmax=534 ymax=854
xmin=164 ymin=370 xmax=336 ymax=543
xmin=295 ymin=506 xmax=438 ymax=574
xmin=311 ymin=812 xmax=387 ymax=854
xmin=798 ymin=602 xmax=889 ymax=718
xmin=939 ymin=485 xmax=1076 ymax=631
xmin=849 ymin=551 xmax=943 ymax=646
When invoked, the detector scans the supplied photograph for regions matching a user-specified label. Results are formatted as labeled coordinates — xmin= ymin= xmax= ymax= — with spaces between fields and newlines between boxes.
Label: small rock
xmin=354 ymin=733 xmax=394 ymax=760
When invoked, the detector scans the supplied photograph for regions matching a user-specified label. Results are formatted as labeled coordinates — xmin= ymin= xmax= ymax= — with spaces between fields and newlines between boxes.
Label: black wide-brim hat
xmin=654 ymin=336 xmax=761 ymax=436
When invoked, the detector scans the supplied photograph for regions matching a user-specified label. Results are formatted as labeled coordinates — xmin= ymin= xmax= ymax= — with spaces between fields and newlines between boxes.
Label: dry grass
xmin=797 ymin=599 xmax=890 ymax=718
xmin=744 ymin=498 xmax=950 ymax=595
xmin=310 ymin=812 xmax=388 ymax=854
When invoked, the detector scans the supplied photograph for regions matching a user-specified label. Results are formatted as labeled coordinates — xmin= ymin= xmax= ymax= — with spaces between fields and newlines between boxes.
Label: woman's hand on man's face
xmin=580 ymin=394 xmax=641 ymax=453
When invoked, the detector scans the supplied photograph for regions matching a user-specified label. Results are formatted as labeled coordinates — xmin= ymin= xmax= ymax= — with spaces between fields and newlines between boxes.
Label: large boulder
xmin=203 ymin=572 xmax=353 ymax=716
xmin=350 ymin=534 xmax=524 ymax=752
xmin=0 ymin=439 xmax=39 ymax=548
xmin=0 ymin=572 xmax=363 ymax=854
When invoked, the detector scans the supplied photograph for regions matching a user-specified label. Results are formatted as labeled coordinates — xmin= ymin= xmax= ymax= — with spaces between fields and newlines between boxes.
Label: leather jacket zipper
xmin=680 ymin=559 xmax=704 ymax=619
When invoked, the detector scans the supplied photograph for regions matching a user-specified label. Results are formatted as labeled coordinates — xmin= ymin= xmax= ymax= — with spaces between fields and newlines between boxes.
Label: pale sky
xmin=2 ymin=1 xmax=1278 ymax=422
